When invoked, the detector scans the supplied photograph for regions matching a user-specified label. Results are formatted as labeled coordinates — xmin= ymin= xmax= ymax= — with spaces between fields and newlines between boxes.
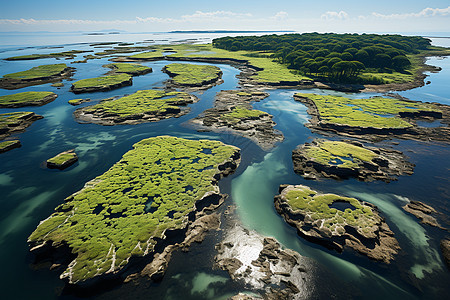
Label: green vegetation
xmin=81 ymin=90 xmax=193 ymax=118
xmin=304 ymin=140 xmax=377 ymax=169
xmin=94 ymin=46 xmax=155 ymax=57
xmin=29 ymin=136 xmax=239 ymax=283
xmin=2 ymin=64 xmax=68 ymax=80
xmin=47 ymin=151 xmax=77 ymax=168
xmin=295 ymin=93 xmax=440 ymax=128
xmin=0 ymin=140 xmax=20 ymax=153
xmin=68 ymin=99 xmax=88 ymax=106
xmin=130 ymin=44 xmax=309 ymax=84
xmin=5 ymin=50 xmax=90 ymax=61
xmin=0 ymin=91 xmax=56 ymax=107
xmin=212 ymin=33 xmax=446 ymax=84
xmin=129 ymin=49 xmax=165 ymax=59
xmin=284 ymin=185 xmax=376 ymax=233
xmin=221 ymin=107 xmax=266 ymax=124
xmin=71 ymin=74 xmax=132 ymax=91
xmin=0 ymin=112 xmax=35 ymax=130
xmin=163 ymin=63 xmax=221 ymax=85
xmin=104 ymin=63 xmax=152 ymax=75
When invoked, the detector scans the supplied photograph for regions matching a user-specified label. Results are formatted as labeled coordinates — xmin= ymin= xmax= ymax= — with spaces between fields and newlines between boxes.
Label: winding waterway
xmin=0 ymin=34 xmax=449 ymax=299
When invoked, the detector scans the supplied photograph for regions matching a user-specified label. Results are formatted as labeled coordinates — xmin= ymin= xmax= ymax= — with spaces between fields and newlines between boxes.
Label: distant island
xmin=169 ymin=30 xmax=295 ymax=34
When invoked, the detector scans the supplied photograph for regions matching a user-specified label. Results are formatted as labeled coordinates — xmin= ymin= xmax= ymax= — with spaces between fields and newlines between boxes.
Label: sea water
xmin=0 ymin=33 xmax=449 ymax=299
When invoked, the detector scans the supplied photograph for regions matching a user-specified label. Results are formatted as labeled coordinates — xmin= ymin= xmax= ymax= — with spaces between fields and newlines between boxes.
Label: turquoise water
xmin=0 ymin=35 xmax=449 ymax=299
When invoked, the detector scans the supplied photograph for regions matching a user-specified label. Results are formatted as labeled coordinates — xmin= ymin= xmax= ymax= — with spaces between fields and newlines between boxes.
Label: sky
xmin=0 ymin=0 xmax=449 ymax=33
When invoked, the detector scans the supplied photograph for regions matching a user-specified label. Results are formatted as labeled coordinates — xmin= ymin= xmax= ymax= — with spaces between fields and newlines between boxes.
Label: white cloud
xmin=0 ymin=10 xmax=253 ymax=26
xmin=370 ymin=6 xmax=450 ymax=19
xmin=181 ymin=10 xmax=252 ymax=21
xmin=321 ymin=11 xmax=349 ymax=20
xmin=273 ymin=11 xmax=289 ymax=21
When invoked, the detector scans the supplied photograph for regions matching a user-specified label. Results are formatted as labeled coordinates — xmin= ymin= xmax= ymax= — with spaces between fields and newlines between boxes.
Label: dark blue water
xmin=0 ymin=36 xmax=449 ymax=299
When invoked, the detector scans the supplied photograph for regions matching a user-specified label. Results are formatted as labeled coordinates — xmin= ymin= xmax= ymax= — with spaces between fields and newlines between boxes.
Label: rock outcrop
xmin=402 ymin=201 xmax=445 ymax=229
xmin=191 ymin=90 xmax=284 ymax=150
xmin=215 ymin=225 xmax=313 ymax=299
xmin=440 ymin=239 xmax=450 ymax=270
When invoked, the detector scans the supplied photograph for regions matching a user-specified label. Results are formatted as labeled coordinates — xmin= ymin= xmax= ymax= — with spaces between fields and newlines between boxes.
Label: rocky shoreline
xmin=274 ymin=184 xmax=400 ymax=263
xmin=190 ymin=90 xmax=284 ymax=150
xmin=402 ymin=200 xmax=445 ymax=229
xmin=292 ymin=139 xmax=414 ymax=182
xmin=215 ymin=224 xmax=314 ymax=299
xmin=0 ymin=112 xmax=43 ymax=141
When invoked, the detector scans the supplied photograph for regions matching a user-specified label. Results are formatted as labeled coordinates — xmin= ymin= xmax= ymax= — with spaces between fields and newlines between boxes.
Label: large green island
xmin=28 ymin=136 xmax=240 ymax=285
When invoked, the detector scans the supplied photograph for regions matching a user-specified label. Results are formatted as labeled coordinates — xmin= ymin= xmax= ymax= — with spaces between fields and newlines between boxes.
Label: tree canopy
xmin=213 ymin=33 xmax=430 ymax=83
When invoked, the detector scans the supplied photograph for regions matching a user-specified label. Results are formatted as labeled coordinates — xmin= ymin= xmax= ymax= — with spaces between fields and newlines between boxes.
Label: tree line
xmin=212 ymin=33 xmax=431 ymax=83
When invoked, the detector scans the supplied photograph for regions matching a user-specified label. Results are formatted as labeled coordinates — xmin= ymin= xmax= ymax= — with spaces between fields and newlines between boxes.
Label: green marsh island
xmin=0 ymin=63 xmax=74 ymax=89
xmin=28 ymin=136 xmax=240 ymax=284
xmin=294 ymin=93 xmax=450 ymax=142
xmin=0 ymin=91 xmax=57 ymax=108
xmin=0 ymin=140 xmax=21 ymax=153
xmin=71 ymin=74 xmax=133 ymax=94
xmin=103 ymin=63 xmax=152 ymax=76
xmin=162 ymin=63 xmax=223 ymax=88
xmin=292 ymin=139 xmax=414 ymax=182
xmin=0 ymin=30 xmax=445 ymax=299
xmin=74 ymin=90 xmax=197 ymax=125
xmin=46 ymin=150 xmax=79 ymax=170
xmin=274 ymin=184 xmax=400 ymax=263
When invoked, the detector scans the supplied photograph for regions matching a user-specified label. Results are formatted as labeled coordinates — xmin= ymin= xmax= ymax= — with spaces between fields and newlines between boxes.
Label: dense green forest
xmin=212 ymin=33 xmax=431 ymax=83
